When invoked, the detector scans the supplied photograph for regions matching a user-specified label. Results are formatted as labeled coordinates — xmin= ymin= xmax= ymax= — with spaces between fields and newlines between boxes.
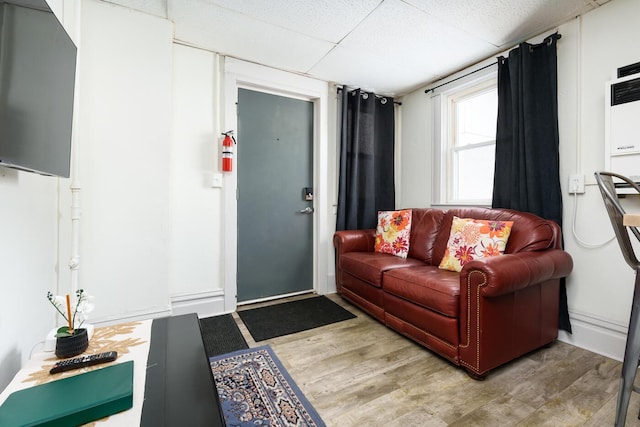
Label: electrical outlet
xmin=568 ymin=174 xmax=585 ymax=194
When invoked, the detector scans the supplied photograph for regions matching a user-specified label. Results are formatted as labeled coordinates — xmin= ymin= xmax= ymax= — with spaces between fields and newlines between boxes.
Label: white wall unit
xmin=604 ymin=74 xmax=640 ymax=185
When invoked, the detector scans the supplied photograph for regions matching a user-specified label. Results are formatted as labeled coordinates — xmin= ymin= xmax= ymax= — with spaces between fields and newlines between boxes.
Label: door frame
xmin=222 ymin=58 xmax=330 ymax=311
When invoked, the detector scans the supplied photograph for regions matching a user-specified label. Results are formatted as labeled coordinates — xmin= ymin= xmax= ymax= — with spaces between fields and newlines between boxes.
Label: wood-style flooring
xmin=234 ymin=293 xmax=638 ymax=426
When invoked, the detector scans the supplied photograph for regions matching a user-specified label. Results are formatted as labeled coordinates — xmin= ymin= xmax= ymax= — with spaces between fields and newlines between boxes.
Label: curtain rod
xmin=424 ymin=61 xmax=496 ymax=94
xmin=424 ymin=32 xmax=561 ymax=94
xmin=337 ymin=87 xmax=402 ymax=106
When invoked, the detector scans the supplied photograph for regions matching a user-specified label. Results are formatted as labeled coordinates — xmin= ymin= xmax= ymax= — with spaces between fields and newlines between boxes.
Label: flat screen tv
xmin=0 ymin=0 xmax=77 ymax=178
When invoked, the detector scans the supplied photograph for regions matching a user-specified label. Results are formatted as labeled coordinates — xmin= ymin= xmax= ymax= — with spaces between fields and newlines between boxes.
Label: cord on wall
xmin=30 ymin=340 xmax=45 ymax=360
xmin=571 ymin=191 xmax=615 ymax=248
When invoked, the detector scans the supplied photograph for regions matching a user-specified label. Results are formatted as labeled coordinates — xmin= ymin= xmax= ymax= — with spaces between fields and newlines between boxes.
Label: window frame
xmin=432 ymin=68 xmax=498 ymax=206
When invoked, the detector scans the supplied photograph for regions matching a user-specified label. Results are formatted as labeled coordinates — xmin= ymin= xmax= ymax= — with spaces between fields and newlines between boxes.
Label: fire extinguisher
xmin=221 ymin=130 xmax=236 ymax=172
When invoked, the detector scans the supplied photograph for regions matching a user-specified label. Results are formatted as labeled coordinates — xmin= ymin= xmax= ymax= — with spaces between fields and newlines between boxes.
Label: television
xmin=0 ymin=0 xmax=77 ymax=178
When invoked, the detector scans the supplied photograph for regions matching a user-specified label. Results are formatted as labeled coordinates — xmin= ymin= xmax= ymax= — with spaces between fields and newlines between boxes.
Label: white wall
xmin=72 ymin=0 xmax=173 ymax=322
xmin=397 ymin=89 xmax=432 ymax=208
xmin=0 ymin=170 xmax=61 ymax=390
xmin=400 ymin=0 xmax=640 ymax=360
xmin=558 ymin=0 xmax=640 ymax=359
xmin=169 ymin=44 xmax=226 ymax=316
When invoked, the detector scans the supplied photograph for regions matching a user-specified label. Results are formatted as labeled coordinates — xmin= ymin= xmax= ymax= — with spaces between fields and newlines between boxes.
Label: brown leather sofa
xmin=333 ymin=207 xmax=573 ymax=378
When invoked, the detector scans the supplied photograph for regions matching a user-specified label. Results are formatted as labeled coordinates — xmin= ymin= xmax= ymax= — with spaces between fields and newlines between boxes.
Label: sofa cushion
xmin=374 ymin=209 xmax=412 ymax=258
xmin=340 ymin=252 xmax=425 ymax=287
xmin=383 ymin=266 xmax=460 ymax=317
xmin=438 ymin=216 xmax=513 ymax=272
xmin=407 ymin=208 xmax=446 ymax=264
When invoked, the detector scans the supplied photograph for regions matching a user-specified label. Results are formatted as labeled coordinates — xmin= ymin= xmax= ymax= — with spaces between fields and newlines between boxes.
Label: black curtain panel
xmin=336 ymin=88 xmax=395 ymax=231
xmin=491 ymin=33 xmax=571 ymax=333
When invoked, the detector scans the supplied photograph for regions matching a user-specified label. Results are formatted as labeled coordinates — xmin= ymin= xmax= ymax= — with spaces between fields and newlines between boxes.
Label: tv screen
xmin=0 ymin=0 xmax=77 ymax=178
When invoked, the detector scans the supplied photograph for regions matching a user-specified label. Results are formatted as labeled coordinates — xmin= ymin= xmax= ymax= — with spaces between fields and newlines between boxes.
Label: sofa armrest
xmin=333 ymin=229 xmax=376 ymax=254
xmin=458 ymin=249 xmax=573 ymax=377
xmin=460 ymin=250 xmax=573 ymax=298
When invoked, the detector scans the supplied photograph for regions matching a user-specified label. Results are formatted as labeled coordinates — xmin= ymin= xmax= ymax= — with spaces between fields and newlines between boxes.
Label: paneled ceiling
xmin=105 ymin=0 xmax=612 ymax=96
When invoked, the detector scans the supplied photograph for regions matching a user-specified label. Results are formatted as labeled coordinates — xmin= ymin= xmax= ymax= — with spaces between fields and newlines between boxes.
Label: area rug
xmin=200 ymin=313 xmax=249 ymax=357
xmin=238 ymin=296 xmax=356 ymax=341
xmin=210 ymin=345 xmax=325 ymax=426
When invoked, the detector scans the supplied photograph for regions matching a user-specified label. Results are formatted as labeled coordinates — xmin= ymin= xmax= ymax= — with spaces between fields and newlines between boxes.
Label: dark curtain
xmin=491 ymin=33 xmax=571 ymax=333
xmin=336 ymin=88 xmax=395 ymax=231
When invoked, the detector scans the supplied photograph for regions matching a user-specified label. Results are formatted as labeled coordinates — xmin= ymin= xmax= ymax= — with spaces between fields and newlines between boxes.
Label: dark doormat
xmin=199 ymin=314 xmax=249 ymax=357
xmin=238 ymin=295 xmax=356 ymax=342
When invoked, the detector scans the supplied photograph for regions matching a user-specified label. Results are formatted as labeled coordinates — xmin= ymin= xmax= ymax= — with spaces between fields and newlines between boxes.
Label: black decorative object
xmin=55 ymin=328 xmax=88 ymax=359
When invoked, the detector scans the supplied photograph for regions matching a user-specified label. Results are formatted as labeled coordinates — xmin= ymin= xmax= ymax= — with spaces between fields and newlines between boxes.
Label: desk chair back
xmin=594 ymin=171 xmax=640 ymax=270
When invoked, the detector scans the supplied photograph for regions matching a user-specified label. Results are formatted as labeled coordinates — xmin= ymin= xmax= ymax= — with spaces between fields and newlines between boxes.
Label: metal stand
xmin=595 ymin=171 xmax=640 ymax=426
xmin=615 ymin=267 xmax=640 ymax=426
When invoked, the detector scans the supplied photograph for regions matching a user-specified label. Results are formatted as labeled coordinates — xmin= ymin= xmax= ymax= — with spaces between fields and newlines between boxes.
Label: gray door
xmin=237 ymin=88 xmax=314 ymax=302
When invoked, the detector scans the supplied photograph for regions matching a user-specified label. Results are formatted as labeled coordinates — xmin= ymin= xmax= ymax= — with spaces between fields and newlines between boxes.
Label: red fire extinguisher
xmin=221 ymin=130 xmax=236 ymax=172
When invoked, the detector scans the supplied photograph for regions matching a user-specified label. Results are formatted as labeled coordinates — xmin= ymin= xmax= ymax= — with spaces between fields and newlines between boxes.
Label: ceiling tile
xmin=104 ymin=0 xmax=168 ymax=18
xmin=310 ymin=44 xmax=440 ymax=95
xmin=203 ymin=0 xmax=381 ymax=43
xmin=169 ymin=1 xmax=335 ymax=73
xmin=404 ymin=0 xmax=595 ymax=47
xmin=329 ymin=0 xmax=495 ymax=89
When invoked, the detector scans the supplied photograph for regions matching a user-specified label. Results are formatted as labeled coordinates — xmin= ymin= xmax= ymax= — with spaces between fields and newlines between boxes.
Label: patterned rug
xmin=209 ymin=345 xmax=325 ymax=427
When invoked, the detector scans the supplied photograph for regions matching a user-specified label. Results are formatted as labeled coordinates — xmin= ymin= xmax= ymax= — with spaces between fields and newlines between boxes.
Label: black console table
xmin=141 ymin=313 xmax=225 ymax=426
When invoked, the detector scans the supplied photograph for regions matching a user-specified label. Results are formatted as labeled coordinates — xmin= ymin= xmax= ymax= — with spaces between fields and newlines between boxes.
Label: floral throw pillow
xmin=438 ymin=217 xmax=513 ymax=272
xmin=374 ymin=210 xmax=412 ymax=259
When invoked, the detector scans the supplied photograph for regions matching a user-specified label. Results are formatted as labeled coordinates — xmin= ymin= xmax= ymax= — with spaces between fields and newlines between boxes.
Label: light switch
xmin=211 ymin=172 xmax=223 ymax=188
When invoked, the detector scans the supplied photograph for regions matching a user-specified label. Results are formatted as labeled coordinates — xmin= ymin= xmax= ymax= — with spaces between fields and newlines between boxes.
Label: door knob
xmin=298 ymin=207 xmax=314 ymax=214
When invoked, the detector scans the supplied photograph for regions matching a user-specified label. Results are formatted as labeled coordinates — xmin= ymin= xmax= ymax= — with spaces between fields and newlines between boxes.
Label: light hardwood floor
xmin=235 ymin=293 xmax=639 ymax=426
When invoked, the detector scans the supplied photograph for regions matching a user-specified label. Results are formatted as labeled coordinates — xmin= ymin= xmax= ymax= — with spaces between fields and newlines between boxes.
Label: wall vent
xmin=618 ymin=61 xmax=640 ymax=78
xmin=611 ymin=77 xmax=640 ymax=106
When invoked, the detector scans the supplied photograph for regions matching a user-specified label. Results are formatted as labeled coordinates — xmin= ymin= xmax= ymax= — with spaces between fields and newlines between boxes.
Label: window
xmin=433 ymin=71 xmax=498 ymax=205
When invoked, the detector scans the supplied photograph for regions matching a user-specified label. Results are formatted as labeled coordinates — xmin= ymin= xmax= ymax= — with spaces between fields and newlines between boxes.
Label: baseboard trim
xmin=558 ymin=310 xmax=628 ymax=361
xmin=74 ymin=291 xmax=228 ymax=328
xmin=92 ymin=307 xmax=172 ymax=327
xmin=170 ymin=290 xmax=227 ymax=318
xmin=326 ymin=273 xmax=336 ymax=294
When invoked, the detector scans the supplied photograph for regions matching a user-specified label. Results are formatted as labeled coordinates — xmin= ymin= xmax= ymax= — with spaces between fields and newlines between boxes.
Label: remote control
xmin=49 ymin=351 xmax=118 ymax=374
